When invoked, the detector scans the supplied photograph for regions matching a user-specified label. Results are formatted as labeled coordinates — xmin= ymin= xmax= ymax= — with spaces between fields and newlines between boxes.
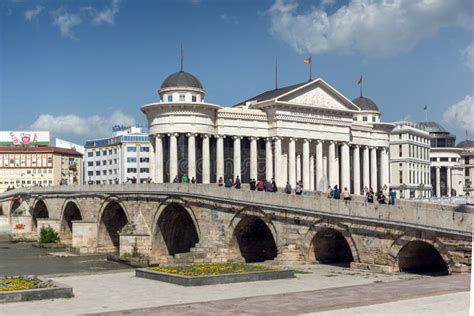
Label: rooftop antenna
xmin=275 ymin=57 xmax=278 ymax=90
xmin=180 ymin=44 xmax=184 ymax=72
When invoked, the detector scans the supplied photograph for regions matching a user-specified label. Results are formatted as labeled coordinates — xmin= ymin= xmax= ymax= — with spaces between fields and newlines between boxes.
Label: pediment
xmin=277 ymin=80 xmax=359 ymax=111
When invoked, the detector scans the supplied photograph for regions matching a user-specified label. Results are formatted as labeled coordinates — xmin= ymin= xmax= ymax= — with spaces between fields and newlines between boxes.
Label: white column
xmin=341 ymin=143 xmax=350 ymax=192
xmin=335 ymin=146 xmax=340 ymax=187
xmin=169 ymin=133 xmax=178 ymax=182
xmin=353 ymin=145 xmax=360 ymax=195
xmin=202 ymin=135 xmax=210 ymax=183
xmin=187 ymin=133 xmax=196 ymax=180
xmin=316 ymin=140 xmax=323 ymax=191
xmin=154 ymin=135 xmax=163 ymax=183
xmin=250 ymin=137 xmax=258 ymax=180
xmin=323 ymin=155 xmax=328 ymax=184
xmin=328 ymin=141 xmax=336 ymax=187
xmin=288 ymin=138 xmax=296 ymax=187
xmin=435 ymin=167 xmax=441 ymax=197
xmin=274 ymin=138 xmax=282 ymax=186
xmin=380 ymin=147 xmax=388 ymax=192
xmin=370 ymin=147 xmax=378 ymax=192
xmin=310 ymin=154 xmax=315 ymax=191
xmin=363 ymin=146 xmax=370 ymax=191
xmin=233 ymin=136 xmax=241 ymax=180
xmin=302 ymin=139 xmax=312 ymax=190
xmin=447 ymin=167 xmax=451 ymax=197
xmin=216 ymin=136 xmax=224 ymax=181
xmin=296 ymin=154 xmax=302 ymax=183
xmin=265 ymin=138 xmax=273 ymax=181
xmin=281 ymin=153 xmax=288 ymax=185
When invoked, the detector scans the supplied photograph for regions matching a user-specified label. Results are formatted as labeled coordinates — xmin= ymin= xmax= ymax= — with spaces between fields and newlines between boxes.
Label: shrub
xmin=39 ymin=226 xmax=60 ymax=244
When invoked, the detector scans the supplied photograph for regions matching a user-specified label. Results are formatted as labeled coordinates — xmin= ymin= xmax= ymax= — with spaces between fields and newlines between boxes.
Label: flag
xmin=357 ymin=76 xmax=363 ymax=85
xmin=423 ymin=105 xmax=428 ymax=110
xmin=304 ymin=57 xmax=312 ymax=64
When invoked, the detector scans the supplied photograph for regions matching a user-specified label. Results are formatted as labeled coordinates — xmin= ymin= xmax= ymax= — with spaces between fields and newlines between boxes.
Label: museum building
xmin=141 ymin=69 xmax=394 ymax=195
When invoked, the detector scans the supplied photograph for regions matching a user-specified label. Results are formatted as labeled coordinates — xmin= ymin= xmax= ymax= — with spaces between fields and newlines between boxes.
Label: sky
xmin=1 ymin=0 xmax=473 ymax=144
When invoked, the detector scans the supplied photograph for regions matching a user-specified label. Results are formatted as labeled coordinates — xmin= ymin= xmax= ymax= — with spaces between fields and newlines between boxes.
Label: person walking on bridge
xmin=257 ymin=179 xmax=264 ymax=191
xmin=234 ymin=176 xmax=241 ymax=189
xmin=285 ymin=182 xmax=292 ymax=194
xmin=225 ymin=177 xmax=233 ymax=188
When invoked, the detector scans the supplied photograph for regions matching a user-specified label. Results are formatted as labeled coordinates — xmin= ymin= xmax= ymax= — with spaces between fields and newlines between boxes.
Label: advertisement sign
xmin=0 ymin=131 xmax=50 ymax=146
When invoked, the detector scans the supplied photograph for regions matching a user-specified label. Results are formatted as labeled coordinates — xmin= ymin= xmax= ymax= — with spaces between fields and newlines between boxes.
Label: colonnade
xmin=152 ymin=133 xmax=389 ymax=194
xmin=433 ymin=166 xmax=452 ymax=197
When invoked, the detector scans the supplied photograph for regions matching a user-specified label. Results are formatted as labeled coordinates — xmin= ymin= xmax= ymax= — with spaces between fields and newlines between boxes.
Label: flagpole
xmin=309 ymin=56 xmax=312 ymax=81
xmin=180 ymin=44 xmax=184 ymax=71
xmin=360 ymin=82 xmax=363 ymax=97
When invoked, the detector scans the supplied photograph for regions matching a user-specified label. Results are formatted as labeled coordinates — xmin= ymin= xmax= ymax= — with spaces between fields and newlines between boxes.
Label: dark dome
xmin=352 ymin=96 xmax=379 ymax=112
xmin=160 ymin=71 xmax=203 ymax=89
xmin=416 ymin=121 xmax=448 ymax=133
xmin=456 ymin=140 xmax=474 ymax=148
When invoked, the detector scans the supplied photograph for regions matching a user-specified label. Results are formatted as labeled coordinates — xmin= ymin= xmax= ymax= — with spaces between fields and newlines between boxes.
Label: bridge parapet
xmin=0 ymin=184 xmax=471 ymax=236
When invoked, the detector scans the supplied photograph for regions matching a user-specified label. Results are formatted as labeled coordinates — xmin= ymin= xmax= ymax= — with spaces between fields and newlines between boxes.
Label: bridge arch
xmin=228 ymin=207 xmax=278 ymax=263
xmin=9 ymin=198 xmax=22 ymax=216
xmin=303 ymin=221 xmax=359 ymax=266
xmin=31 ymin=199 xmax=50 ymax=231
xmin=60 ymin=200 xmax=83 ymax=243
xmin=97 ymin=198 xmax=130 ymax=252
xmin=389 ymin=235 xmax=451 ymax=275
xmin=151 ymin=198 xmax=200 ymax=259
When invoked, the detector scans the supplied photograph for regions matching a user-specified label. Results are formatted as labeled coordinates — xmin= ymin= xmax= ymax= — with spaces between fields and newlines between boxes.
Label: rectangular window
xmin=167 ymin=95 xmax=173 ymax=102
xmin=192 ymin=95 xmax=197 ymax=102
xmin=96 ymin=171 xmax=100 ymax=176
xmin=140 ymin=157 xmax=149 ymax=163
xmin=399 ymin=144 xmax=402 ymax=157
xmin=140 ymin=147 xmax=150 ymax=152
xmin=179 ymin=95 xmax=185 ymax=101
xmin=362 ymin=116 xmax=367 ymax=122
xmin=102 ymin=150 xmax=107 ymax=156
xmin=127 ymin=147 xmax=137 ymax=152
xmin=127 ymin=168 xmax=137 ymax=173
xmin=127 ymin=157 xmax=137 ymax=163
xmin=88 ymin=162 xmax=93 ymax=166
xmin=95 ymin=151 xmax=100 ymax=156
xmin=102 ymin=170 xmax=107 ymax=175
xmin=87 ymin=152 xmax=93 ymax=157
xmin=96 ymin=161 xmax=101 ymax=166
xmin=88 ymin=171 xmax=93 ymax=176
xmin=140 ymin=168 xmax=150 ymax=173
xmin=372 ymin=117 xmax=375 ymax=122
xmin=102 ymin=160 xmax=107 ymax=165
xmin=108 ymin=150 xmax=113 ymax=155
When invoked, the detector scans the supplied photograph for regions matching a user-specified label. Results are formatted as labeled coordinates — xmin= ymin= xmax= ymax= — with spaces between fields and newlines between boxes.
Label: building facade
xmin=84 ymin=126 xmax=152 ymax=184
xmin=0 ymin=146 xmax=82 ymax=192
xmin=457 ymin=140 xmax=474 ymax=196
xmin=389 ymin=122 xmax=431 ymax=198
xmin=141 ymin=70 xmax=393 ymax=194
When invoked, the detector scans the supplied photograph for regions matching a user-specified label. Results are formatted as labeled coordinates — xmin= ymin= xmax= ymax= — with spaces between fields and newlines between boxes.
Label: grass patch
xmin=39 ymin=226 xmax=60 ymax=244
xmin=148 ymin=262 xmax=281 ymax=277
xmin=0 ymin=277 xmax=54 ymax=292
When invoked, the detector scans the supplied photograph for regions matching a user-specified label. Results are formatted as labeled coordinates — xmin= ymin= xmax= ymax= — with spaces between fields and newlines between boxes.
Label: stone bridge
xmin=0 ymin=184 xmax=472 ymax=275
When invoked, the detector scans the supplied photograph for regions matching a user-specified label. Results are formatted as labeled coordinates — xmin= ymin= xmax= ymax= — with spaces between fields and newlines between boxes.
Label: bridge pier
xmin=10 ymin=216 xmax=35 ymax=241
xmin=72 ymin=221 xmax=98 ymax=254
xmin=36 ymin=219 xmax=61 ymax=241
xmin=119 ymin=234 xmax=152 ymax=258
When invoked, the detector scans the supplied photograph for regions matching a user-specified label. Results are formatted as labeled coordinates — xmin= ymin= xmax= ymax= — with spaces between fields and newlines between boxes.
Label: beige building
xmin=457 ymin=140 xmax=474 ymax=196
xmin=389 ymin=122 xmax=431 ymax=198
xmin=0 ymin=146 xmax=82 ymax=192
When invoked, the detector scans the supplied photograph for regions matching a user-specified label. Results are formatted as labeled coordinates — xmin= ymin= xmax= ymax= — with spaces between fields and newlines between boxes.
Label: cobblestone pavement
xmin=88 ymin=273 xmax=470 ymax=316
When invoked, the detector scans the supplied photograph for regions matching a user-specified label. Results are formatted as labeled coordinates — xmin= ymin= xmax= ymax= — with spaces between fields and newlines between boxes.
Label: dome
xmin=352 ymin=96 xmax=380 ymax=112
xmin=416 ymin=121 xmax=448 ymax=133
xmin=160 ymin=71 xmax=203 ymax=90
xmin=456 ymin=140 xmax=474 ymax=148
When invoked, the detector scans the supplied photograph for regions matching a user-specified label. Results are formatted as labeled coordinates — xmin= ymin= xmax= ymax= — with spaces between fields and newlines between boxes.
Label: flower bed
xmin=0 ymin=277 xmax=73 ymax=303
xmin=137 ymin=262 xmax=295 ymax=286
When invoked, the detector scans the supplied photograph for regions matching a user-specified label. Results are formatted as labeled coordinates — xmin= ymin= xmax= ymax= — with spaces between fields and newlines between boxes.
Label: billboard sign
xmin=0 ymin=131 xmax=50 ymax=146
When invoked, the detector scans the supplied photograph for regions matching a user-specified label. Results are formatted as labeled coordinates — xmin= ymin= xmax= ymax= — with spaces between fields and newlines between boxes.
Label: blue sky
xmin=1 ymin=0 xmax=473 ymax=144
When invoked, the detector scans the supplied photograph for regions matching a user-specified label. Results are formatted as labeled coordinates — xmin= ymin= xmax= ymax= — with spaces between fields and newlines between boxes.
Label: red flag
xmin=304 ymin=57 xmax=312 ymax=64
xmin=357 ymin=75 xmax=363 ymax=85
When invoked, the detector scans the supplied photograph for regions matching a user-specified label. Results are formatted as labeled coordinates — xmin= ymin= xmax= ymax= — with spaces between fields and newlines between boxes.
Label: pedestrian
xmin=295 ymin=182 xmax=303 ymax=195
xmin=333 ymin=185 xmax=340 ymax=199
xmin=173 ymin=175 xmax=179 ymax=183
xmin=250 ymin=178 xmax=256 ymax=191
xmin=271 ymin=178 xmax=278 ymax=192
xmin=366 ymin=191 xmax=374 ymax=203
xmin=257 ymin=179 xmax=264 ymax=191
xmin=377 ymin=191 xmax=386 ymax=204
xmin=327 ymin=186 xmax=333 ymax=198
xmin=225 ymin=177 xmax=233 ymax=188
xmin=285 ymin=182 xmax=292 ymax=194
xmin=234 ymin=176 xmax=241 ymax=189
xmin=389 ymin=188 xmax=396 ymax=205
xmin=218 ymin=177 xmax=224 ymax=186
xmin=181 ymin=174 xmax=188 ymax=183
xmin=265 ymin=180 xmax=273 ymax=192
xmin=191 ymin=177 xmax=196 ymax=184
xmin=342 ymin=187 xmax=351 ymax=201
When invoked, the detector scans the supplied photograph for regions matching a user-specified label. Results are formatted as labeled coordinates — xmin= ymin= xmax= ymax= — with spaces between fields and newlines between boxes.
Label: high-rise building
xmin=84 ymin=126 xmax=152 ymax=184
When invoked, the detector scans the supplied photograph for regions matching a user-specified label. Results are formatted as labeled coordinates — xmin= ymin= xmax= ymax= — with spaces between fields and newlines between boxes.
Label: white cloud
xmin=83 ymin=0 xmax=120 ymax=25
xmin=51 ymin=7 xmax=82 ymax=39
xmin=220 ymin=13 xmax=238 ymax=25
xmin=190 ymin=0 xmax=202 ymax=6
xmin=442 ymin=95 xmax=474 ymax=136
xmin=24 ymin=5 xmax=44 ymax=21
xmin=268 ymin=0 xmax=473 ymax=57
xmin=29 ymin=111 xmax=136 ymax=140
xmin=461 ymin=42 xmax=474 ymax=72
